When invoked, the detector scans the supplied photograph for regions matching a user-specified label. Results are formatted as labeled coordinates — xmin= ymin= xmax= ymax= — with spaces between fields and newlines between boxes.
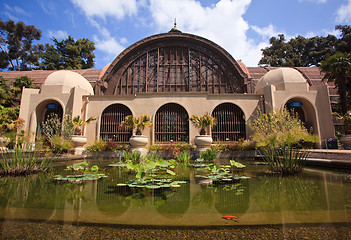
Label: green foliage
xmin=55 ymin=161 xmax=106 ymax=183
xmin=249 ymin=108 xmax=318 ymax=149
xmin=0 ymin=19 xmax=42 ymax=71
xmin=123 ymin=150 xmax=142 ymax=163
xmin=86 ymin=139 xmax=129 ymax=152
xmin=189 ymin=113 xmax=216 ymax=135
xmin=212 ymin=139 xmax=256 ymax=152
xmin=230 ymin=160 xmax=246 ymax=169
xmin=249 ymin=108 xmax=318 ymax=175
xmin=120 ymin=114 xmax=153 ymax=135
xmin=148 ymin=142 xmax=195 ymax=153
xmin=175 ymin=151 xmax=192 ymax=164
xmin=72 ymin=115 xmax=96 ymax=135
xmin=0 ymin=105 xmax=20 ymax=134
xmin=50 ymin=135 xmax=73 ymax=154
xmin=201 ymin=148 xmax=217 ymax=161
xmin=320 ymin=52 xmax=351 ymax=115
xmin=0 ymin=144 xmax=53 ymax=175
xmin=259 ymin=34 xmax=337 ymax=67
xmin=260 ymin=147 xmax=309 ymax=175
xmin=37 ymin=36 xmax=95 ymax=70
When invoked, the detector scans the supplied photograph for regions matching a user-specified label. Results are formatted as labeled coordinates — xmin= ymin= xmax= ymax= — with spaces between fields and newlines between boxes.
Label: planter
xmin=71 ymin=135 xmax=87 ymax=155
xmin=129 ymin=135 xmax=148 ymax=153
xmin=340 ymin=135 xmax=351 ymax=150
xmin=194 ymin=135 xmax=213 ymax=151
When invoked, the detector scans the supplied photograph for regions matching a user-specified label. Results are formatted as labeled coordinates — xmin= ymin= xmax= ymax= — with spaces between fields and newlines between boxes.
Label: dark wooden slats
xmin=100 ymin=104 xmax=132 ymax=143
xmin=212 ymin=103 xmax=246 ymax=141
xmin=155 ymin=103 xmax=189 ymax=143
xmin=115 ymin=46 xmax=237 ymax=95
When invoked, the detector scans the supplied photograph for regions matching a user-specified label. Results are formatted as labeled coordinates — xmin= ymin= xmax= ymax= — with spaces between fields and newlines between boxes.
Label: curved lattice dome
xmin=97 ymin=30 xmax=248 ymax=95
xmin=44 ymin=70 xmax=94 ymax=95
xmin=255 ymin=68 xmax=307 ymax=94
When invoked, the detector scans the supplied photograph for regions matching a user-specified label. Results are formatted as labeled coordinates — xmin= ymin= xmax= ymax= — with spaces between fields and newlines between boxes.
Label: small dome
xmin=44 ymin=70 xmax=94 ymax=95
xmin=255 ymin=68 xmax=307 ymax=93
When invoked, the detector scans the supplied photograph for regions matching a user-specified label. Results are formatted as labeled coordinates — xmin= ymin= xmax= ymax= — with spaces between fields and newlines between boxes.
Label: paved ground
xmin=307 ymin=149 xmax=351 ymax=169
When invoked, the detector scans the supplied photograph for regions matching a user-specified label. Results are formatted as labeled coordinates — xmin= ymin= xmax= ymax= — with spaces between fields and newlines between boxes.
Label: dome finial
xmin=169 ymin=18 xmax=182 ymax=33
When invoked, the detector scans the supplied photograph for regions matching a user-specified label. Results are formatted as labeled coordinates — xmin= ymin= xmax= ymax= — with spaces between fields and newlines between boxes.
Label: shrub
xmin=201 ymin=148 xmax=217 ymax=161
xmin=249 ymin=108 xmax=319 ymax=175
xmin=86 ymin=139 xmax=129 ymax=152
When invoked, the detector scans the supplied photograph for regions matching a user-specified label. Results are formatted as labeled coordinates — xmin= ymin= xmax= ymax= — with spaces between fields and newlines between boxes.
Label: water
xmin=0 ymin=159 xmax=350 ymax=229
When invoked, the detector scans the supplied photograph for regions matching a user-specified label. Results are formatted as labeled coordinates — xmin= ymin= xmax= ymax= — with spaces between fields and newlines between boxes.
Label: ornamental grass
xmin=0 ymin=144 xmax=53 ymax=176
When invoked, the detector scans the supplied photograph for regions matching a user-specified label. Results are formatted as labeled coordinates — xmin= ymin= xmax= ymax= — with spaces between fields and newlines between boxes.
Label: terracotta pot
xmin=340 ymin=135 xmax=351 ymax=150
xmin=194 ymin=135 xmax=213 ymax=151
xmin=71 ymin=135 xmax=87 ymax=155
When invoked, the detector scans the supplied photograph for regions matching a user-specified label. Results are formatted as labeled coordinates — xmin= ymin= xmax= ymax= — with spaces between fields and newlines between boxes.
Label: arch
xmin=212 ymin=103 xmax=246 ymax=141
xmin=36 ymin=99 xmax=64 ymax=136
xmin=284 ymin=97 xmax=318 ymax=134
xmin=98 ymin=32 xmax=247 ymax=95
xmin=155 ymin=103 xmax=189 ymax=143
xmin=100 ymin=104 xmax=133 ymax=143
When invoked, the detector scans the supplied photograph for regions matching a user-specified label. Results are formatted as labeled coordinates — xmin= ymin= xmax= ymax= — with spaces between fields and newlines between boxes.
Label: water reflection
xmin=0 ymin=162 xmax=349 ymax=227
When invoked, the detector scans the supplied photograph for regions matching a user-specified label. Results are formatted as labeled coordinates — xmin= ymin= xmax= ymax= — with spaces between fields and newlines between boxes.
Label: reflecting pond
xmin=0 ymin=159 xmax=350 ymax=230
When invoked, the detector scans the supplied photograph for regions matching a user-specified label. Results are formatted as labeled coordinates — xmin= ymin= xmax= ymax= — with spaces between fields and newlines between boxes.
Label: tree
xmin=259 ymin=34 xmax=337 ymax=67
xmin=320 ymin=52 xmax=351 ymax=115
xmin=38 ymin=36 xmax=95 ymax=70
xmin=0 ymin=19 xmax=42 ymax=71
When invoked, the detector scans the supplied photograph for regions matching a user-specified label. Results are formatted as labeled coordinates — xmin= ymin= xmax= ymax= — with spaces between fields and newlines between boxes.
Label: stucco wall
xmin=84 ymin=92 xmax=263 ymax=146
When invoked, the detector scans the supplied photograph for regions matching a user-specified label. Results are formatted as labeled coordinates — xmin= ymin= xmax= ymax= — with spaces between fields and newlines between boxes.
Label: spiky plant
xmin=72 ymin=115 xmax=96 ymax=135
xmin=120 ymin=114 xmax=153 ymax=135
xmin=189 ymin=112 xmax=216 ymax=135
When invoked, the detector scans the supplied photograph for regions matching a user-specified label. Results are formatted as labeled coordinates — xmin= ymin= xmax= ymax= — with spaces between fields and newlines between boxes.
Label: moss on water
xmin=0 ymin=221 xmax=350 ymax=240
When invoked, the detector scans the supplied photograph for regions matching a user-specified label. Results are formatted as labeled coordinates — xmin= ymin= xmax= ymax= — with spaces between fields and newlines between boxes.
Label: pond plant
xmin=0 ymin=144 xmax=53 ymax=176
xmin=54 ymin=161 xmax=107 ymax=183
xmin=200 ymin=148 xmax=217 ymax=161
xmin=175 ymin=151 xmax=192 ymax=165
xmin=116 ymin=153 xmax=186 ymax=189
xmin=195 ymin=162 xmax=250 ymax=185
xmin=249 ymin=108 xmax=318 ymax=175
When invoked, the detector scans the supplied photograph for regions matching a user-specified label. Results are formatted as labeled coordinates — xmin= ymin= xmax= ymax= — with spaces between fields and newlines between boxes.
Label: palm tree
xmin=320 ymin=52 xmax=351 ymax=115
xmin=120 ymin=114 xmax=153 ymax=135
xmin=189 ymin=113 xmax=216 ymax=135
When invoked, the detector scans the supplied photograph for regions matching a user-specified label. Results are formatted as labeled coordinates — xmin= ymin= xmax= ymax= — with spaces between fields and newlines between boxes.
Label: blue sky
xmin=1 ymin=0 xmax=351 ymax=69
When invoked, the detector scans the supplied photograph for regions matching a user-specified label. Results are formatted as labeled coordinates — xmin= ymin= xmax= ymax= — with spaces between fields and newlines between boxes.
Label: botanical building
xmin=5 ymin=27 xmax=335 ymax=148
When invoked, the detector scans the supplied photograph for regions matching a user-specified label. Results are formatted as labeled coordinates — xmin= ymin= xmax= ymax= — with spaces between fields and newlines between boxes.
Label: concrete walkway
xmin=306 ymin=149 xmax=351 ymax=169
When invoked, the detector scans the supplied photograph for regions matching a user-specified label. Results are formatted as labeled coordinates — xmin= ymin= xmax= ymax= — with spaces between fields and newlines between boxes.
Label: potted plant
xmin=120 ymin=114 xmax=153 ymax=150
xmin=190 ymin=113 xmax=216 ymax=150
xmin=340 ymin=111 xmax=351 ymax=149
xmin=71 ymin=115 xmax=96 ymax=155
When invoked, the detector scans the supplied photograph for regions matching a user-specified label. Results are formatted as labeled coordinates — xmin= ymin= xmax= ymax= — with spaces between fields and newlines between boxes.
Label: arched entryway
xmin=212 ymin=103 xmax=246 ymax=141
xmin=284 ymin=98 xmax=317 ymax=134
xmin=155 ymin=103 xmax=189 ymax=143
xmin=100 ymin=104 xmax=132 ymax=143
xmin=36 ymin=100 xmax=64 ymax=137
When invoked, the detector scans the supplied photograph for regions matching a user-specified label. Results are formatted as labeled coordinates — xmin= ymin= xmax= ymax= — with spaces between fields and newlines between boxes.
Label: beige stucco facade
xmin=19 ymin=67 xmax=335 ymax=149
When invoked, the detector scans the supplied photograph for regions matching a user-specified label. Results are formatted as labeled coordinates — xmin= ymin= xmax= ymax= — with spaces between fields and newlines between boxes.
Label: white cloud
xmin=298 ymin=0 xmax=327 ymax=3
xmin=336 ymin=0 xmax=351 ymax=22
xmin=93 ymin=35 xmax=125 ymax=56
xmin=148 ymin=0 xmax=270 ymax=66
xmin=3 ymin=3 xmax=30 ymax=18
xmin=70 ymin=0 xmax=139 ymax=20
xmin=39 ymin=1 xmax=57 ymax=15
xmin=47 ymin=30 xmax=68 ymax=39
